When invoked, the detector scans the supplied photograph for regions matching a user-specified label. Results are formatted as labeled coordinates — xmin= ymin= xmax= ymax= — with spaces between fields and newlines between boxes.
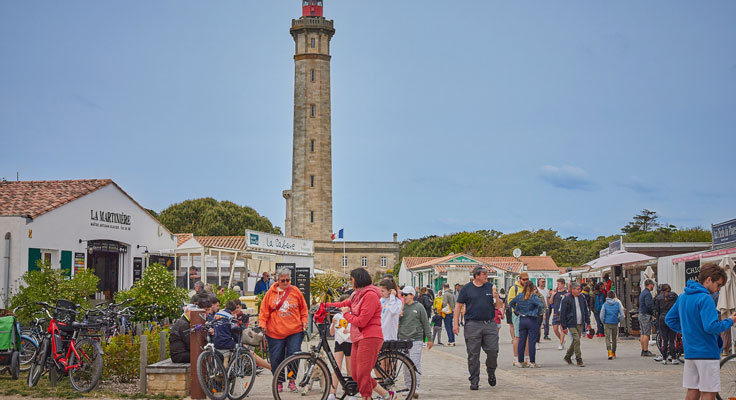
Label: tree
xmin=157 ymin=197 xmax=281 ymax=236
xmin=622 ymin=209 xmax=660 ymax=233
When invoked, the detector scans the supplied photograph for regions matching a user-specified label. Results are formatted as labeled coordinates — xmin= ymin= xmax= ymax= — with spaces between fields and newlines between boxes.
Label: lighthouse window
xmin=310 ymin=175 xmax=315 ymax=187
xmin=310 ymin=211 xmax=314 ymax=223
xmin=311 ymin=38 xmax=316 ymax=48
xmin=311 ymin=139 xmax=315 ymax=152
xmin=310 ymin=104 xmax=316 ymax=117
xmin=311 ymin=69 xmax=315 ymax=82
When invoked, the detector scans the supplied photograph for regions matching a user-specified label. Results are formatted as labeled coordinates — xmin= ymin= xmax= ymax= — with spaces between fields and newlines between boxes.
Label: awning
xmin=582 ymin=250 xmax=654 ymax=269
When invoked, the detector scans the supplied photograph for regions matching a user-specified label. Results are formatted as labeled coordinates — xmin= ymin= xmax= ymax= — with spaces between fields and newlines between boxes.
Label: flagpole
xmin=343 ymin=237 xmax=346 ymax=275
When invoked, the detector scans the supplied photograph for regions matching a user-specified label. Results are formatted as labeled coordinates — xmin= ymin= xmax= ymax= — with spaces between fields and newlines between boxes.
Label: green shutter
xmin=547 ymin=278 xmax=553 ymax=289
xmin=61 ymin=251 xmax=72 ymax=278
xmin=28 ymin=248 xmax=41 ymax=271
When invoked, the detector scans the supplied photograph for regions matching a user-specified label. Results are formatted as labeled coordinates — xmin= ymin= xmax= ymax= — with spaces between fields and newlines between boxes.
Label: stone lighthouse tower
xmin=283 ymin=0 xmax=335 ymax=241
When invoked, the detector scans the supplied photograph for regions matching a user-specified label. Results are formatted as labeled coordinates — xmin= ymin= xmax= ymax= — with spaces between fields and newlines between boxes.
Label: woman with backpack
xmin=600 ymin=290 xmax=625 ymax=360
xmin=653 ymin=284 xmax=679 ymax=364
xmin=593 ymin=282 xmax=607 ymax=337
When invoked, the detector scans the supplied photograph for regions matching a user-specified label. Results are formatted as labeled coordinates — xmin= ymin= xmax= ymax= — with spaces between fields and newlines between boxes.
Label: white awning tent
xmin=582 ymin=250 xmax=655 ymax=270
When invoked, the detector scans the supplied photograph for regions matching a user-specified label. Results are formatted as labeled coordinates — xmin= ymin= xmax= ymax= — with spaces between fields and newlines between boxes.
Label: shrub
xmin=310 ymin=272 xmax=346 ymax=304
xmin=217 ymin=286 xmax=240 ymax=306
xmin=102 ymin=327 xmax=169 ymax=382
xmin=114 ymin=263 xmax=188 ymax=322
xmin=9 ymin=260 xmax=99 ymax=323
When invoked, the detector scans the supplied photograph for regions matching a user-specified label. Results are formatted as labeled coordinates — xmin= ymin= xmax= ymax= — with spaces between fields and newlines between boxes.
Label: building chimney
xmin=393 ymin=233 xmax=398 ymax=243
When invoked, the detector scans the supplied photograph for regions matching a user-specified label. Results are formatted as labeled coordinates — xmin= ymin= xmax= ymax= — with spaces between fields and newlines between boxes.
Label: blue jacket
xmin=665 ymin=280 xmax=734 ymax=360
xmin=509 ymin=292 xmax=544 ymax=317
xmin=254 ymin=278 xmax=272 ymax=296
xmin=639 ymin=288 xmax=653 ymax=315
xmin=213 ymin=310 xmax=237 ymax=350
xmin=599 ymin=298 xmax=624 ymax=325
xmin=559 ymin=294 xmax=590 ymax=330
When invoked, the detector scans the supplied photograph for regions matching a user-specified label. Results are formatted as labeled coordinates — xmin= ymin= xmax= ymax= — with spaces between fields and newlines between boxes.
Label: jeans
xmin=604 ymin=323 xmax=618 ymax=353
xmin=463 ymin=320 xmax=498 ymax=386
xmin=518 ymin=316 xmax=540 ymax=363
xmin=543 ymin=308 xmax=551 ymax=337
xmin=594 ymin=308 xmax=604 ymax=335
xmin=267 ymin=331 xmax=303 ymax=383
xmin=444 ymin=313 xmax=456 ymax=343
xmin=660 ymin=323 xmax=677 ymax=359
xmin=565 ymin=325 xmax=582 ymax=361
xmin=404 ymin=340 xmax=423 ymax=389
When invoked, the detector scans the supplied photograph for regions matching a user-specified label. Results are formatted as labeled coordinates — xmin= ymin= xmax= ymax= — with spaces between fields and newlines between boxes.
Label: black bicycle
xmin=271 ymin=305 xmax=417 ymax=400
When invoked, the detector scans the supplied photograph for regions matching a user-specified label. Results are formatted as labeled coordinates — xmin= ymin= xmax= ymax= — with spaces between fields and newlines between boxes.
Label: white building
xmin=0 ymin=180 xmax=177 ymax=305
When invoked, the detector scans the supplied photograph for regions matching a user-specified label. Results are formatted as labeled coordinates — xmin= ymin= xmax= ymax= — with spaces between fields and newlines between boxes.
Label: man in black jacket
xmin=560 ymin=282 xmax=591 ymax=367
xmin=169 ymin=313 xmax=191 ymax=363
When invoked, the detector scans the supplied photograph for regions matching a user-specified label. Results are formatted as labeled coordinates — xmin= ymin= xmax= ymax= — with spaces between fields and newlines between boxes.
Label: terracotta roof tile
xmin=0 ymin=179 xmax=113 ymax=219
xmin=519 ymin=256 xmax=560 ymax=271
xmin=193 ymin=236 xmax=246 ymax=250
xmin=402 ymin=257 xmax=439 ymax=269
xmin=175 ymin=233 xmax=193 ymax=247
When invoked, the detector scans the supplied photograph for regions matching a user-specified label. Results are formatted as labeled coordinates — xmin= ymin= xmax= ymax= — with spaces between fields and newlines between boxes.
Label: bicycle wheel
xmin=227 ymin=348 xmax=257 ymax=400
xmin=272 ymin=353 xmax=330 ymax=400
xmin=19 ymin=335 xmax=39 ymax=372
xmin=373 ymin=352 xmax=416 ymax=400
xmin=68 ymin=338 xmax=103 ymax=392
xmin=197 ymin=350 xmax=229 ymax=400
xmin=28 ymin=336 xmax=49 ymax=388
xmin=719 ymin=354 xmax=736 ymax=400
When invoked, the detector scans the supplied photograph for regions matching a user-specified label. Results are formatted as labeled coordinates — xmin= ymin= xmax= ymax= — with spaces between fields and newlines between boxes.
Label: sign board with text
xmin=712 ymin=219 xmax=736 ymax=249
xmin=246 ymin=230 xmax=314 ymax=255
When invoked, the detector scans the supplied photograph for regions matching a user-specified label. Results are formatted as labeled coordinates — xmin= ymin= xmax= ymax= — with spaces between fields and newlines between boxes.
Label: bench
xmin=146 ymin=358 xmax=190 ymax=397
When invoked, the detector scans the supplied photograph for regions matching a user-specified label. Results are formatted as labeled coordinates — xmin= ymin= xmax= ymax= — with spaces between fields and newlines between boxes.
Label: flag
xmin=331 ymin=228 xmax=344 ymax=240
xmin=331 ymin=233 xmax=336 ymax=240
xmin=338 ymin=228 xmax=344 ymax=239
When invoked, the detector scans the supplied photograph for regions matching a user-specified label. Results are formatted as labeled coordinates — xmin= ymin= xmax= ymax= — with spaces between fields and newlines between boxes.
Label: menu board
xmin=133 ymin=257 xmax=143 ymax=283
xmin=74 ymin=253 xmax=85 ymax=274
xmin=276 ymin=263 xmax=310 ymax=305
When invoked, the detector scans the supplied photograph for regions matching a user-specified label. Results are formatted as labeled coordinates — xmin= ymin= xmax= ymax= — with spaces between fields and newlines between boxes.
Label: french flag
xmin=331 ymin=228 xmax=344 ymax=240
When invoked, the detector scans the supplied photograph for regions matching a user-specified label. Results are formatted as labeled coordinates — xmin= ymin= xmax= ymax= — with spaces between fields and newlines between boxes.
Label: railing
xmin=292 ymin=18 xmax=334 ymax=29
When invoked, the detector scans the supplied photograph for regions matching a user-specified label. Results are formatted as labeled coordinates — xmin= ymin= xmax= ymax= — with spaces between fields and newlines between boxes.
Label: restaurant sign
xmin=712 ymin=219 xmax=736 ymax=248
xmin=246 ymin=230 xmax=314 ymax=255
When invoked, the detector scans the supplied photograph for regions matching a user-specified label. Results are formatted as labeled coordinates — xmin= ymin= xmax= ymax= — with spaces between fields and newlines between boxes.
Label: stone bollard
xmin=139 ymin=335 xmax=148 ymax=394
xmin=159 ymin=331 xmax=167 ymax=361
xmin=189 ymin=309 xmax=206 ymax=400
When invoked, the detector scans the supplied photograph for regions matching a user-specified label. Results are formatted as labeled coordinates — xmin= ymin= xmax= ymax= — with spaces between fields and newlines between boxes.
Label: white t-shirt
xmin=538 ymin=287 xmax=550 ymax=304
xmin=381 ymin=295 xmax=402 ymax=341
xmin=332 ymin=313 xmax=351 ymax=344
xmin=574 ymin=296 xmax=583 ymax=325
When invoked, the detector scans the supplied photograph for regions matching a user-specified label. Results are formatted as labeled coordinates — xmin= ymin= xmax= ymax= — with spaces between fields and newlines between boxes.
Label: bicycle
xmin=9 ymin=306 xmax=39 ymax=372
xmin=271 ymin=305 xmax=417 ymax=400
xmin=27 ymin=300 xmax=103 ymax=392
xmin=224 ymin=316 xmax=258 ymax=400
xmin=194 ymin=318 xmax=229 ymax=400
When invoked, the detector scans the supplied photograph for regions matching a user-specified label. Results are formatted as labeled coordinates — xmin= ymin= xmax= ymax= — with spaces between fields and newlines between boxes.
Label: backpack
xmin=594 ymin=293 xmax=605 ymax=311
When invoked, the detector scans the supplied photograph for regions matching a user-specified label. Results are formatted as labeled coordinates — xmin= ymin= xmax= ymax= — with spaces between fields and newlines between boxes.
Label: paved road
xmin=239 ymin=323 xmax=687 ymax=400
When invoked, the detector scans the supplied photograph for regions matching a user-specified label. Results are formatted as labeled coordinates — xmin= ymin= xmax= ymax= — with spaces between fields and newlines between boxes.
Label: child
xmin=600 ymin=290 xmax=625 ymax=360
xmin=398 ymin=286 xmax=432 ymax=396
xmin=431 ymin=311 xmax=443 ymax=345
xmin=494 ymin=307 xmax=503 ymax=332
xmin=379 ymin=279 xmax=402 ymax=340
xmin=328 ymin=295 xmax=353 ymax=400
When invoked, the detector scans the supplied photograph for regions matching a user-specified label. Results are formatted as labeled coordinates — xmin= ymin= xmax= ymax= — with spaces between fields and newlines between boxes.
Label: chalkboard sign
xmin=133 ymin=257 xmax=143 ymax=283
xmin=149 ymin=255 xmax=175 ymax=271
xmin=685 ymin=260 xmax=700 ymax=283
xmin=276 ymin=263 xmax=310 ymax=305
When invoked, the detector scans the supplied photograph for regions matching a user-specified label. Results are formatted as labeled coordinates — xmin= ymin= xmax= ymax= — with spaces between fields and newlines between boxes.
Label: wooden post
xmin=159 ymin=331 xmax=167 ymax=361
xmin=190 ymin=309 xmax=206 ymax=399
xmin=139 ymin=335 xmax=148 ymax=394
xmin=49 ymin=366 xmax=57 ymax=387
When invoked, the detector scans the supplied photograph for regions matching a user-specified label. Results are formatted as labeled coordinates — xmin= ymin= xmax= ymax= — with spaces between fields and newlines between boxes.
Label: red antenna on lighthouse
xmin=302 ymin=0 xmax=323 ymax=17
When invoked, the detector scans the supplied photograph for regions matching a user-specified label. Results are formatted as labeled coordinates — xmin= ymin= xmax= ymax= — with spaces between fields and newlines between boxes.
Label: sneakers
xmin=288 ymin=380 xmax=297 ymax=392
xmin=671 ymin=359 xmax=680 ymax=365
xmin=612 ymin=352 xmax=616 ymax=359
xmin=382 ymin=391 xmax=396 ymax=400
xmin=597 ymin=333 xmax=605 ymax=337
xmin=654 ymin=355 xmax=664 ymax=362
xmin=448 ymin=342 xmax=456 ymax=347
xmin=515 ymin=361 xmax=526 ymax=368
xmin=641 ymin=350 xmax=655 ymax=357
xmin=536 ymin=343 xmax=540 ymax=350
xmin=557 ymin=343 xmax=563 ymax=350
xmin=607 ymin=350 xmax=613 ymax=360
xmin=576 ymin=359 xmax=585 ymax=367
xmin=662 ymin=358 xmax=667 ymax=365
xmin=470 ymin=384 xmax=479 ymax=391
xmin=488 ymin=370 xmax=496 ymax=386
xmin=327 ymin=395 xmax=337 ymax=400
xmin=528 ymin=363 xmax=541 ymax=368
xmin=513 ymin=360 xmax=520 ymax=367
xmin=543 ymin=336 xmax=551 ymax=341
xmin=564 ymin=355 xmax=573 ymax=365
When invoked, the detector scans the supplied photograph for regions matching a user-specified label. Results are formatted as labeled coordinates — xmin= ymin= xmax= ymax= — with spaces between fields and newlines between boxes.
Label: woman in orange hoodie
xmin=258 ymin=267 xmax=309 ymax=393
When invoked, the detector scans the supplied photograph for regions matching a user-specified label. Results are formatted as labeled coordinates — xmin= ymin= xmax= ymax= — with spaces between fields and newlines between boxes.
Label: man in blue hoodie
xmin=666 ymin=263 xmax=736 ymax=400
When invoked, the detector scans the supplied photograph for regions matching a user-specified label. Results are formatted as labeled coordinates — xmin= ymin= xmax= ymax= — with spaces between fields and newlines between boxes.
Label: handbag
xmin=241 ymin=327 xmax=264 ymax=346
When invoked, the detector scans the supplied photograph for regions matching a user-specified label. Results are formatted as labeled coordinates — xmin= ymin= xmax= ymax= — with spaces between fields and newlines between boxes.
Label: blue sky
xmin=1 ymin=1 xmax=734 ymax=242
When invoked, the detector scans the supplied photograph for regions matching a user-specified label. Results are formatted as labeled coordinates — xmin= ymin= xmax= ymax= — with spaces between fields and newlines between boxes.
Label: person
xmin=453 ymin=265 xmax=503 ymax=391
xmin=510 ymin=280 xmax=545 ymax=368
xmin=507 ymin=272 xmax=529 ymax=366
xmin=193 ymin=280 xmax=205 ymax=294
xmin=231 ymin=301 xmax=271 ymax=370
xmin=442 ymin=283 xmax=457 ymax=346
xmin=653 ymin=283 xmax=679 ymax=364
xmin=534 ymin=284 xmax=548 ymax=350
xmin=600 ymin=290 xmax=625 ymax=360
xmin=254 ymin=272 xmax=273 ymax=296
xmin=592 ymin=282 xmax=607 ymax=337
xmin=603 ymin=274 xmax=613 ymax=293
xmin=559 ymin=282 xmax=591 ymax=367
xmin=417 ymin=287 xmax=433 ymax=320
xmin=398 ymin=286 xmax=432 ymax=396
xmin=537 ymin=279 xmax=551 ymax=340
xmin=170 ymin=296 xmax=211 ymax=363
xmin=550 ymin=278 xmax=568 ymax=350
xmin=258 ymin=267 xmax=309 ymax=392
xmin=328 ymin=295 xmax=353 ymax=400
xmin=455 ymin=283 xmax=465 ymax=326
xmin=666 ymin=263 xmax=736 ymax=400
xmin=328 ymin=268 xmax=394 ymax=400
xmin=426 ymin=285 xmax=435 ymax=301
xmin=188 ymin=266 xmax=201 ymax=289
xmin=379 ymin=279 xmax=402 ymax=340
xmin=208 ymin=294 xmax=220 ymax=318
xmin=639 ymin=279 xmax=656 ymax=357
xmin=431 ymin=310 xmax=444 ymax=345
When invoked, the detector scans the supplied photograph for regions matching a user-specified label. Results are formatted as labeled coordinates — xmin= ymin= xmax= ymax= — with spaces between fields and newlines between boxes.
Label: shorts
xmin=512 ymin=313 xmax=520 ymax=337
xmin=552 ymin=314 xmax=560 ymax=326
xmin=334 ymin=341 xmax=352 ymax=356
xmin=638 ymin=313 xmax=652 ymax=336
xmin=683 ymin=359 xmax=720 ymax=393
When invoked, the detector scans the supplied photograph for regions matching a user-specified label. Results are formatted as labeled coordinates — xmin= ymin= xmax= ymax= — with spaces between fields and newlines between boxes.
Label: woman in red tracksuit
xmin=328 ymin=268 xmax=395 ymax=400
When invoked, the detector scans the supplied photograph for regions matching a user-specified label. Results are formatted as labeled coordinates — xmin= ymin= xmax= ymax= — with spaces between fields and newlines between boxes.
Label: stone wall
xmin=314 ymin=240 xmax=400 ymax=275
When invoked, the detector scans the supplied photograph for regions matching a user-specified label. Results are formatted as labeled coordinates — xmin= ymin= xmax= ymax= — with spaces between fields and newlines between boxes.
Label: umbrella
xmin=583 ymin=250 xmax=655 ymax=270
xmin=716 ymin=256 xmax=736 ymax=353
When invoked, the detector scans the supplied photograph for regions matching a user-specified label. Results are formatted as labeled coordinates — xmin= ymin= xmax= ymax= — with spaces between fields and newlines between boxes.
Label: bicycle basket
xmin=381 ymin=339 xmax=413 ymax=352
xmin=55 ymin=300 xmax=78 ymax=332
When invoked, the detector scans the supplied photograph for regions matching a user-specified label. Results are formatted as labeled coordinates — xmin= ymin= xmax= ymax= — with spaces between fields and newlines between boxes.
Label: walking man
xmin=454 ymin=265 xmax=503 ymax=391
xmin=559 ymin=282 xmax=591 ymax=367
xmin=639 ymin=279 xmax=656 ymax=356
xmin=537 ymin=279 xmax=551 ymax=340
xmin=550 ymin=278 xmax=568 ymax=350
xmin=442 ymin=283 xmax=457 ymax=346
xmin=666 ymin=263 xmax=736 ymax=400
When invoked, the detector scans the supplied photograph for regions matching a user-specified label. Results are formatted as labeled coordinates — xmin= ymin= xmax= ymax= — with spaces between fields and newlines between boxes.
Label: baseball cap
xmin=471 ymin=265 xmax=490 ymax=276
xmin=401 ymin=286 xmax=416 ymax=296
xmin=519 ymin=272 xmax=529 ymax=280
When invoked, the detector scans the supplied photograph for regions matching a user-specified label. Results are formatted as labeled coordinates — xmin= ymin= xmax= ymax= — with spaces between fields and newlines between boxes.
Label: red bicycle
xmin=27 ymin=300 xmax=103 ymax=392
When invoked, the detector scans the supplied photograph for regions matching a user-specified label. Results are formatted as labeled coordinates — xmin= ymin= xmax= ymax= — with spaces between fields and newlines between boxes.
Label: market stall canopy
xmin=717 ymin=256 xmax=736 ymax=320
xmin=583 ymin=250 xmax=655 ymax=270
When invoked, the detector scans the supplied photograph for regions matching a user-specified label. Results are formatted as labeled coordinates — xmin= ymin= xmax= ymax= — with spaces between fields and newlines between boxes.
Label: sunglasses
xmin=279 ymin=278 xmax=291 ymax=283
xmin=520 ymin=278 xmax=529 ymax=282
